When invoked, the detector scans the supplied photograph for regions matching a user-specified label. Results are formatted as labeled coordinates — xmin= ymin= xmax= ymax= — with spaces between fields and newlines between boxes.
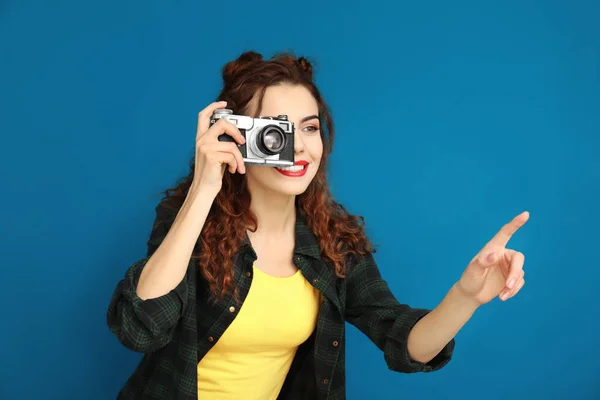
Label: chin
xmin=273 ymin=184 xmax=311 ymax=196
xmin=268 ymin=173 xmax=312 ymax=196
xmin=272 ymin=165 xmax=317 ymax=194
xmin=246 ymin=165 xmax=317 ymax=196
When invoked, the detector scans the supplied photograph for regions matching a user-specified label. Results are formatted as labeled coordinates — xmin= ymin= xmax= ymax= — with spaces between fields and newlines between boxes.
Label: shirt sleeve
xmin=106 ymin=202 xmax=190 ymax=353
xmin=344 ymin=252 xmax=455 ymax=373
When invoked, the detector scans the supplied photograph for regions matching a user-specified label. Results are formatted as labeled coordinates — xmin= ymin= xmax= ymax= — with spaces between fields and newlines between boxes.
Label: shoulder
xmin=328 ymin=201 xmax=377 ymax=264
xmin=298 ymin=200 xmax=377 ymax=266
xmin=320 ymin=200 xmax=372 ymax=246
xmin=344 ymin=249 xmax=378 ymax=278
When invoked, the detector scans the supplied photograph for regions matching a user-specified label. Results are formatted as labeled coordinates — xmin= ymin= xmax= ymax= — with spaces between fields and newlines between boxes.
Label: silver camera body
xmin=210 ymin=108 xmax=295 ymax=167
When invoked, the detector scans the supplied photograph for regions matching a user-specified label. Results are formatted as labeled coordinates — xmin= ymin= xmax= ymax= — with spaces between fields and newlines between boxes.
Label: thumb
xmin=476 ymin=250 xmax=498 ymax=268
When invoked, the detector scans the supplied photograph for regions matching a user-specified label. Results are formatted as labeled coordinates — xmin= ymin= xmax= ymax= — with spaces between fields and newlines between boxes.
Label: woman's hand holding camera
xmin=191 ymin=101 xmax=246 ymax=195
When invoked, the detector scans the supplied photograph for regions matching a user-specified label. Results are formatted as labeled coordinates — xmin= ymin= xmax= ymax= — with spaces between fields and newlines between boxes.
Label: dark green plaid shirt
xmin=107 ymin=202 xmax=454 ymax=399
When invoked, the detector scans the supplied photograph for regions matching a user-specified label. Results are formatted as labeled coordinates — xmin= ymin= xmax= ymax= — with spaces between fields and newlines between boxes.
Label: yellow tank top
xmin=197 ymin=265 xmax=321 ymax=399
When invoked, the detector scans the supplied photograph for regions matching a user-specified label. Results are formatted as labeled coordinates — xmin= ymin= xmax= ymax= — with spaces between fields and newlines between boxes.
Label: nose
xmin=293 ymin=129 xmax=305 ymax=155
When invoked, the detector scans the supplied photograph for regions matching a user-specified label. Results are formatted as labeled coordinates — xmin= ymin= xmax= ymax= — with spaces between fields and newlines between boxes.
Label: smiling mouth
xmin=276 ymin=164 xmax=306 ymax=172
xmin=274 ymin=162 xmax=309 ymax=177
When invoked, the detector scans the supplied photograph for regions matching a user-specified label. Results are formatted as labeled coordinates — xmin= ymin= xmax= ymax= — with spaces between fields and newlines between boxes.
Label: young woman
xmin=107 ymin=51 xmax=529 ymax=400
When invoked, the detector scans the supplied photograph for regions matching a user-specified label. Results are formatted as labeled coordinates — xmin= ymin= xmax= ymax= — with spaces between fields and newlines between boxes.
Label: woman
xmin=107 ymin=51 xmax=529 ymax=400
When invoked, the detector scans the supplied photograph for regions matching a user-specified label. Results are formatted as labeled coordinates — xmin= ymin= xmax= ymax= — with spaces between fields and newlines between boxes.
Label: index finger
xmin=196 ymin=101 xmax=227 ymax=141
xmin=487 ymin=211 xmax=530 ymax=247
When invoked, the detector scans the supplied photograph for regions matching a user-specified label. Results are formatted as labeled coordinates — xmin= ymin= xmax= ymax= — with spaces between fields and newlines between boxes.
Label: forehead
xmin=259 ymin=84 xmax=318 ymax=119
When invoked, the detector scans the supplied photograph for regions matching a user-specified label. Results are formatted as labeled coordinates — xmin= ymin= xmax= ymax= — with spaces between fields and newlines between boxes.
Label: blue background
xmin=1 ymin=0 xmax=598 ymax=399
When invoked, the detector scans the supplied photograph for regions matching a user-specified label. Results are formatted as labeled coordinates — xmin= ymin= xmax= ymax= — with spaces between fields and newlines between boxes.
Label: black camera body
xmin=210 ymin=108 xmax=295 ymax=167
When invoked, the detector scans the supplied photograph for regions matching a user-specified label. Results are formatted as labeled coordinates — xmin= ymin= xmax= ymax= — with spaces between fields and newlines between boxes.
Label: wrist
xmin=188 ymin=182 xmax=220 ymax=202
xmin=449 ymin=283 xmax=482 ymax=313
xmin=176 ymin=185 xmax=218 ymax=226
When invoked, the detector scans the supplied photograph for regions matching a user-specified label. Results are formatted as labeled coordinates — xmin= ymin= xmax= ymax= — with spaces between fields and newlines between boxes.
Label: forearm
xmin=407 ymin=283 xmax=480 ymax=364
xmin=136 ymin=188 xmax=216 ymax=300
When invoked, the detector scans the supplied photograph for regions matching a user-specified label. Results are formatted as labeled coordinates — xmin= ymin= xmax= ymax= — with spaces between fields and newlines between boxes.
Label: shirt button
xmin=208 ymin=336 xmax=214 ymax=342
xmin=312 ymin=278 xmax=318 ymax=284
xmin=323 ymin=379 xmax=329 ymax=385
xmin=229 ymin=306 xmax=236 ymax=313
xmin=245 ymin=271 xmax=251 ymax=277
xmin=332 ymin=340 xmax=339 ymax=347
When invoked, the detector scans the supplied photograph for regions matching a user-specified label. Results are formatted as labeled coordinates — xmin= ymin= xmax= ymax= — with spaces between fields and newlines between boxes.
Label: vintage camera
xmin=210 ymin=108 xmax=295 ymax=167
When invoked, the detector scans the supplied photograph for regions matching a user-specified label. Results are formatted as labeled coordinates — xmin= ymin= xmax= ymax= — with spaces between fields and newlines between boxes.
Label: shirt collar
xmin=238 ymin=210 xmax=342 ymax=311
xmin=239 ymin=210 xmax=321 ymax=260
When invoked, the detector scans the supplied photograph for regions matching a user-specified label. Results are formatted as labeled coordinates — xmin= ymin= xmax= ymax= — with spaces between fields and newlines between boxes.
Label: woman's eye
xmin=302 ymin=125 xmax=319 ymax=133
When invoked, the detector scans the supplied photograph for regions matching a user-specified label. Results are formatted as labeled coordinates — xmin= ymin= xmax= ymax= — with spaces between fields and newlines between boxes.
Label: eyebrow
xmin=300 ymin=115 xmax=319 ymax=123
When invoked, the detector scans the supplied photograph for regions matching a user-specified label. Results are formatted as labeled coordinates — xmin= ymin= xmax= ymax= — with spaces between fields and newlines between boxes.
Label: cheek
xmin=307 ymin=137 xmax=324 ymax=159
xmin=314 ymin=148 xmax=324 ymax=167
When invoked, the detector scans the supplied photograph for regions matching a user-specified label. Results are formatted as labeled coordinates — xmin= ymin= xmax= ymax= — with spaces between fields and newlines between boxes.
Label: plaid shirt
xmin=107 ymin=202 xmax=455 ymax=399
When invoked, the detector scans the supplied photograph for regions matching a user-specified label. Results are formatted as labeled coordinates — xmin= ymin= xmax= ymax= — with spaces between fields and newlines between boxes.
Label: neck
xmin=248 ymin=187 xmax=296 ymax=238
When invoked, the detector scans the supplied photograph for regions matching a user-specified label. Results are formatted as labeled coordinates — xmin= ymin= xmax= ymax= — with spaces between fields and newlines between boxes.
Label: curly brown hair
xmin=157 ymin=50 xmax=374 ymax=301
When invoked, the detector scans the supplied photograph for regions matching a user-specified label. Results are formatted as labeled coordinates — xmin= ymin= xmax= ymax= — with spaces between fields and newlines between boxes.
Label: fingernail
xmin=501 ymin=292 xmax=509 ymax=301
xmin=507 ymin=279 xmax=516 ymax=289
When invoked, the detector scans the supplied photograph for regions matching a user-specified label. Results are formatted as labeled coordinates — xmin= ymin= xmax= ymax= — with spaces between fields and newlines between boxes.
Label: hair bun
xmin=222 ymin=51 xmax=263 ymax=86
xmin=297 ymin=56 xmax=313 ymax=79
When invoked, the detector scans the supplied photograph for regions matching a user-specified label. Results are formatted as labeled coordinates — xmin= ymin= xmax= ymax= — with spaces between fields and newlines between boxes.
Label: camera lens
xmin=257 ymin=126 xmax=286 ymax=155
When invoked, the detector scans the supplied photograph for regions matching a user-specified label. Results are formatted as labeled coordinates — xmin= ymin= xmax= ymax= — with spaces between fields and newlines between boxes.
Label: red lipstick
xmin=275 ymin=160 xmax=309 ymax=177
